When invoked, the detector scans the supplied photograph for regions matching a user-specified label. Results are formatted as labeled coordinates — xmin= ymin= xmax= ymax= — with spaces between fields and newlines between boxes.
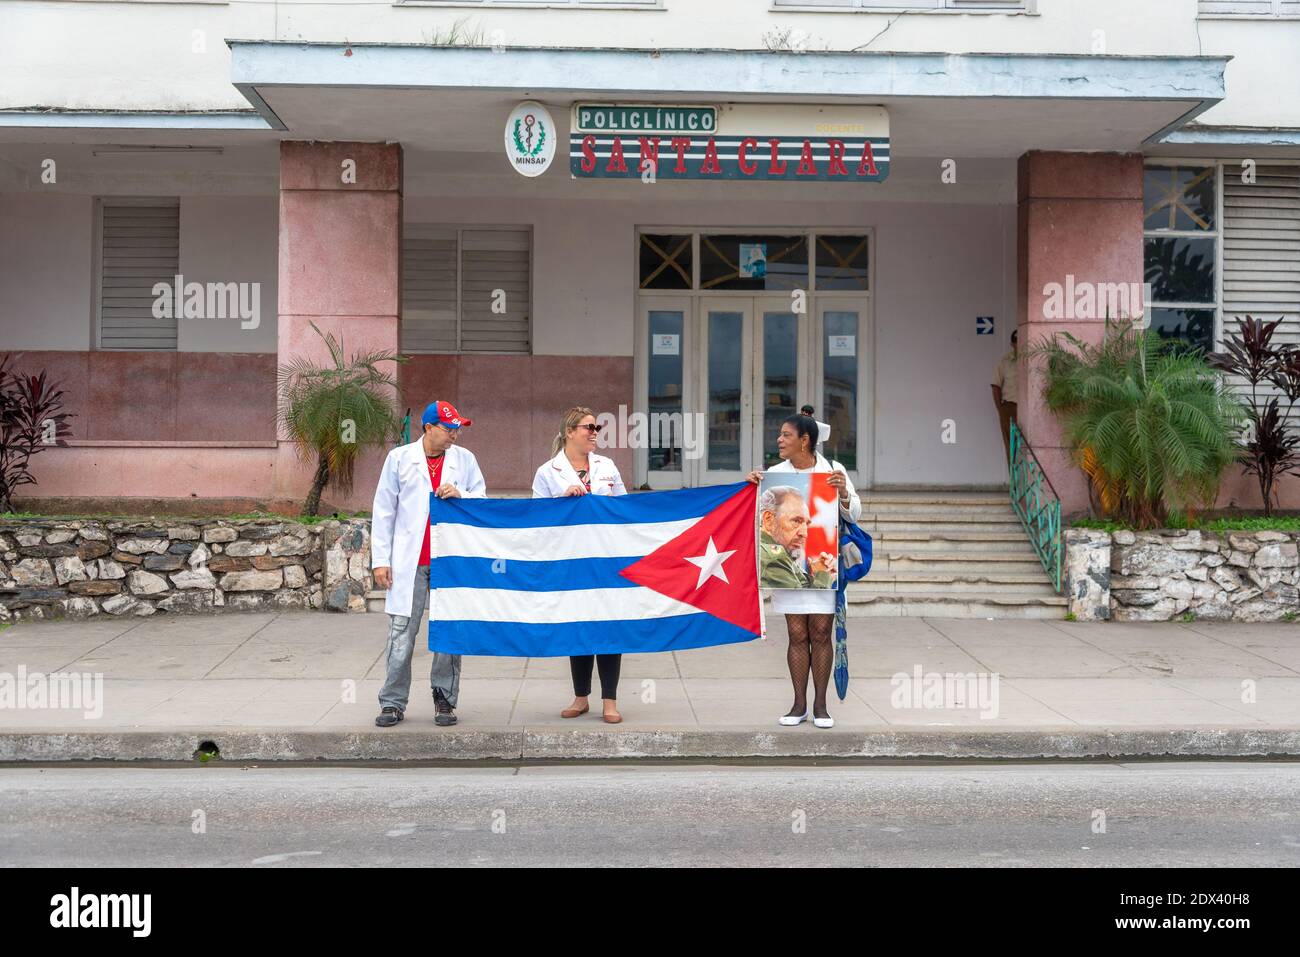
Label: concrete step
xmin=876 ymin=553 xmax=1048 ymax=574
xmin=860 ymin=490 xmax=1009 ymax=505
xmin=869 ymin=521 xmax=1026 ymax=536
xmin=868 ymin=501 xmax=1019 ymax=514
xmin=846 ymin=591 xmax=1068 ymax=619
xmin=871 ymin=529 xmax=1035 ymax=543
xmin=863 ymin=530 xmax=1034 ymax=553
xmin=853 ymin=573 xmax=1058 ymax=595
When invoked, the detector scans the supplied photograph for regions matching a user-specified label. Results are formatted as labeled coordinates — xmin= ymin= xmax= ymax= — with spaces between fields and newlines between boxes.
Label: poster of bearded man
xmin=756 ymin=473 xmax=839 ymax=591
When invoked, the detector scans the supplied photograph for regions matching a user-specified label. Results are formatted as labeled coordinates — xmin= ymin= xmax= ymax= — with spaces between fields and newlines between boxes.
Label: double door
xmin=641 ymin=295 xmax=868 ymax=487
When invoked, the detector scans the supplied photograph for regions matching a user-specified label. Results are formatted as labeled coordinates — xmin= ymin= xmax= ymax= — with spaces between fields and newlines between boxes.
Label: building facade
xmin=2 ymin=0 xmax=1299 ymax=511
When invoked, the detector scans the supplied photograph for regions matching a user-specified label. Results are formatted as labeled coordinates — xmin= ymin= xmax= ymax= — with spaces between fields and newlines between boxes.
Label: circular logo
xmin=504 ymin=101 xmax=556 ymax=178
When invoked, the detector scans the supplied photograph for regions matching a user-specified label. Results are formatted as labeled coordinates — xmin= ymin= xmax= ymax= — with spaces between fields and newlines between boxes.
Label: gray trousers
xmin=378 ymin=564 xmax=462 ymax=712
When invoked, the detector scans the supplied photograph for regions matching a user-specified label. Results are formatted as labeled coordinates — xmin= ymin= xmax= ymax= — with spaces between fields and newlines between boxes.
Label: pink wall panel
xmin=1016 ymin=151 xmax=1145 ymax=516
xmin=400 ymin=354 xmax=634 ymax=492
xmin=4 ymin=350 xmax=275 ymax=443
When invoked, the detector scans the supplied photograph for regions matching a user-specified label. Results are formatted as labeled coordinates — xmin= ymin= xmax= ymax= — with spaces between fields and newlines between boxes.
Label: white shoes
xmin=779 ymin=710 xmax=834 ymax=728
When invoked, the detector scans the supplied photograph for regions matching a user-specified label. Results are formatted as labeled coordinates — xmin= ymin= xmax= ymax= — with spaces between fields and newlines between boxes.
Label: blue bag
xmin=833 ymin=518 xmax=873 ymax=700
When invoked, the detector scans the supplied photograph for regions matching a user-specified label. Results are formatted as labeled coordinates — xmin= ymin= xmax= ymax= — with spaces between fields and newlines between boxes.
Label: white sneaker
xmin=778 ymin=710 xmax=809 ymax=727
xmin=812 ymin=715 xmax=834 ymax=729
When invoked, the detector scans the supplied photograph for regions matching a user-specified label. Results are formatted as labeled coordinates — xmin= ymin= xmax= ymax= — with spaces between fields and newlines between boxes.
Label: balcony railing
xmin=1009 ymin=420 xmax=1062 ymax=593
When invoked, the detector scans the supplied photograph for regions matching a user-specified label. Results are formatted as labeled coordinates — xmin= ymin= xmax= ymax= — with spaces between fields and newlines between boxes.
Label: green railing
xmin=1009 ymin=420 xmax=1063 ymax=593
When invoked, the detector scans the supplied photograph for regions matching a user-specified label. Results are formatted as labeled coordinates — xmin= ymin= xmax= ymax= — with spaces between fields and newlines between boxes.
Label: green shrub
xmin=1039 ymin=321 xmax=1244 ymax=530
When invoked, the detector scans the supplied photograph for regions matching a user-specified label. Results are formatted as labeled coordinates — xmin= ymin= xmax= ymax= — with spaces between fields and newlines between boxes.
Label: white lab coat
xmin=765 ymin=452 xmax=861 ymax=615
xmin=371 ymin=439 xmax=486 ymax=616
xmin=531 ymin=450 xmax=626 ymax=499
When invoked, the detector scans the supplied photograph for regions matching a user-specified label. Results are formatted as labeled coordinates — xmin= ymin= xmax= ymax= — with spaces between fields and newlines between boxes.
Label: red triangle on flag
xmin=620 ymin=484 xmax=761 ymax=635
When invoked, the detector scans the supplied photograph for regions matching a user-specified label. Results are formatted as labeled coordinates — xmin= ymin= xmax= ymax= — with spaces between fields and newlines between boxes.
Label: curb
xmin=4 ymin=727 xmax=1300 ymax=762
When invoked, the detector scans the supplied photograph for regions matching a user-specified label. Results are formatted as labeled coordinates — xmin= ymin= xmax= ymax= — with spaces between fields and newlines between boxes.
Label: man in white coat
xmin=371 ymin=400 xmax=486 ymax=728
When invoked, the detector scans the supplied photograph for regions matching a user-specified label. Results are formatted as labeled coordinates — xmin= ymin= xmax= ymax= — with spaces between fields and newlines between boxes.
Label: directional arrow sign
xmin=976 ymin=316 xmax=995 ymax=335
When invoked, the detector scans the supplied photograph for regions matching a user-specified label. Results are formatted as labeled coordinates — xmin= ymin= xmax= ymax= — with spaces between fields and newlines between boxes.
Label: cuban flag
xmin=427 ymin=483 xmax=761 ymax=656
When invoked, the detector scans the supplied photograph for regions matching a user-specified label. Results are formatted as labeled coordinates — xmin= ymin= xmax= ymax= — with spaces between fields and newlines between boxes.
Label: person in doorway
xmin=748 ymin=414 xmax=861 ymax=730
xmin=800 ymin=404 xmax=831 ymax=454
xmin=992 ymin=329 xmax=1019 ymax=464
xmin=371 ymin=400 xmax=486 ymax=729
xmin=532 ymin=406 xmax=628 ymax=723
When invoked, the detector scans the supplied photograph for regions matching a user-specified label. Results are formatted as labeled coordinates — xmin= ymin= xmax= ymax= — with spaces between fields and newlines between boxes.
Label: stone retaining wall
xmin=1065 ymin=528 xmax=1300 ymax=622
xmin=0 ymin=518 xmax=372 ymax=622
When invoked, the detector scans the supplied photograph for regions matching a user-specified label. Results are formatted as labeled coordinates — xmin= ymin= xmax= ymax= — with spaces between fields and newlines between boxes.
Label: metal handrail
xmin=1009 ymin=420 xmax=1063 ymax=593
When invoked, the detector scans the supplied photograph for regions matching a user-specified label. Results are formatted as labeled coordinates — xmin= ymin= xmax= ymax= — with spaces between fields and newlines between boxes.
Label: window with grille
xmin=97 ymin=199 xmax=180 ymax=351
xmin=1199 ymin=1 xmax=1300 ymax=16
xmin=1143 ymin=165 xmax=1218 ymax=353
xmin=772 ymin=1 xmax=1025 ymax=10
xmin=402 ymin=0 xmax=660 ymax=7
xmin=402 ymin=226 xmax=532 ymax=354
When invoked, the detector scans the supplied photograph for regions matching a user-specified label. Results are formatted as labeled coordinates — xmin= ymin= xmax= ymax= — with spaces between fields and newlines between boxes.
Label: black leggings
xmin=570 ymin=654 xmax=621 ymax=700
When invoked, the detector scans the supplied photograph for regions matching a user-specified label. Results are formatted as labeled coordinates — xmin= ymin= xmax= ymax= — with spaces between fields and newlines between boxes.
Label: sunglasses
xmin=576 ymin=423 xmax=603 ymax=434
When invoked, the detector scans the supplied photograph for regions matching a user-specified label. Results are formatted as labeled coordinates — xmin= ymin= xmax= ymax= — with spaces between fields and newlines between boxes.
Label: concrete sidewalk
xmin=2 ymin=613 xmax=1299 ymax=761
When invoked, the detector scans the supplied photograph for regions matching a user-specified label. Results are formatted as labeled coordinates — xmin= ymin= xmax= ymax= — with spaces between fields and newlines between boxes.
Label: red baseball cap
xmin=422 ymin=400 xmax=472 ymax=430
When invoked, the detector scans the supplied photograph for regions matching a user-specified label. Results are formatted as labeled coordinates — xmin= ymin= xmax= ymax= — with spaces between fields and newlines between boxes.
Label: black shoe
xmin=433 ymin=689 xmax=458 ymax=727
xmin=375 ymin=706 xmax=403 ymax=728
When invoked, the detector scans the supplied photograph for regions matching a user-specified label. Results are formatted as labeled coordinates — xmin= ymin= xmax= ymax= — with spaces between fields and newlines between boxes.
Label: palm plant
xmin=1037 ymin=320 xmax=1244 ymax=529
xmin=277 ymin=323 xmax=405 ymax=516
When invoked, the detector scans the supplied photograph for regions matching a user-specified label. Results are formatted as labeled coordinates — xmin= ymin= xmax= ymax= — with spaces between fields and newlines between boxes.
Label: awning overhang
xmin=1149 ymin=124 xmax=1300 ymax=159
xmin=228 ymin=42 xmax=1229 ymax=159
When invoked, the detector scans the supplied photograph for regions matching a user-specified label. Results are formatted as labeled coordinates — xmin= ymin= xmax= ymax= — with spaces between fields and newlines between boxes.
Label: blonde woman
xmin=532 ymin=406 xmax=628 ymax=722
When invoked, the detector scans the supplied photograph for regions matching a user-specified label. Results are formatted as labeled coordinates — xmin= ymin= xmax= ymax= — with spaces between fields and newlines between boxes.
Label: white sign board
xmin=652 ymin=333 xmax=681 ymax=356
xmin=828 ymin=335 xmax=855 ymax=358
xmin=505 ymin=101 xmax=556 ymax=177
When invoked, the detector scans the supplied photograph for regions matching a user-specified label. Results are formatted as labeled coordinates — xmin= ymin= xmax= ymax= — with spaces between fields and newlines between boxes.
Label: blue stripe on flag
xmin=427 ymin=555 xmax=640 ymax=591
xmin=429 ymin=482 xmax=745 ymax=529
xmin=429 ymin=613 xmax=757 ymax=657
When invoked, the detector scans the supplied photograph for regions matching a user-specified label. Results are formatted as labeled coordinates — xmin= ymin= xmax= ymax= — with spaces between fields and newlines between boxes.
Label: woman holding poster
xmin=749 ymin=413 xmax=861 ymax=729
xmin=533 ymin=406 xmax=628 ymax=724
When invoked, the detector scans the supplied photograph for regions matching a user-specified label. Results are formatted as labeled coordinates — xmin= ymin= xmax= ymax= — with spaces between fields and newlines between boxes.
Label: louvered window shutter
xmin=1221 ymin=165 xmax=1300 ymax=422
xmin=1223 ymin=165 xmax=1300 ymax=343
xmin=402 ymin=226 xmax=459 ymax=353
xmin=460 ymin=229 xmax=530 ymax=354
xmin=402 ymin=226 xmax=531 ymax=354
xmin=98 ymin=200 xmax=179 ymax=350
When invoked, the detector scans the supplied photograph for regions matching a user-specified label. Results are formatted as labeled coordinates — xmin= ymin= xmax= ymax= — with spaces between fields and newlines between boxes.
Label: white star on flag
xmin=685 ymin=536 xmax=736 ymax=590
xmin=809 ymin=493 xmax=839 ymax=537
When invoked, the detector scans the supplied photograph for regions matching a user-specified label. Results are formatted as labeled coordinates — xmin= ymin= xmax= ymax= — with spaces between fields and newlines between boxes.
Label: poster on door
xmin=757 ymin=472 xmax=838 ymax=591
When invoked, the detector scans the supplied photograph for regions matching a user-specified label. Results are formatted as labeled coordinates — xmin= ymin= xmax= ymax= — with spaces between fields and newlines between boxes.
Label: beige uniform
xmin=993 ymin=350 xmax=1018 ymax=404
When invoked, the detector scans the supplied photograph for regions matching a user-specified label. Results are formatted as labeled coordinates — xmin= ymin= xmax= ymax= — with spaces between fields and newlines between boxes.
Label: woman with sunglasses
xmin=532 ymin=406 xmax=628 ymax=722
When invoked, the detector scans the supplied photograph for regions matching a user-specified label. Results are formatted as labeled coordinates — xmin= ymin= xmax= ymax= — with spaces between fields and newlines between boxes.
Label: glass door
xmin=638 ymin=297 xmax=691 ymax=489
xmin=699 ymin=299 xmax=753 ymax=483
xmin=754 ymin=304 xmax=802 ymax=469
xmin=815 ymin=298 xmax=870 ymax=486
xmin=697 ymin=297 xmax=808 ymax=482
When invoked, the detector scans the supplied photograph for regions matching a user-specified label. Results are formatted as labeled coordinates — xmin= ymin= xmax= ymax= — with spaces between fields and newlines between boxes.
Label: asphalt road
xmin=1 ymin=762 xmax=1298 ymax=867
